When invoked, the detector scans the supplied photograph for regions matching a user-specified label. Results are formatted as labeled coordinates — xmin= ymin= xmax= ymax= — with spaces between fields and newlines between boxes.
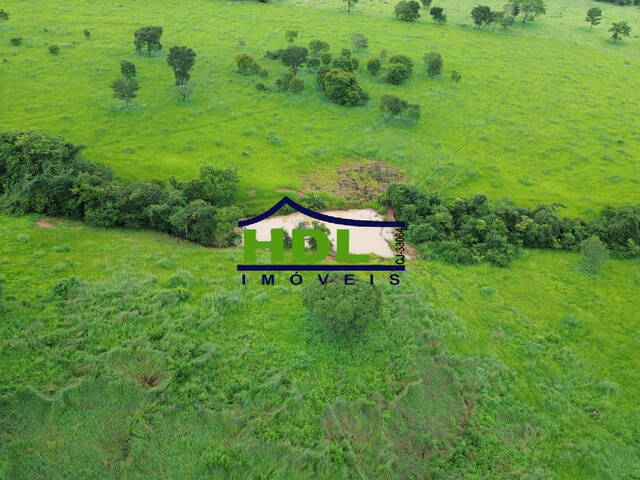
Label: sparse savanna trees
xmin=134 ymin=26 xmax=163 ymax=55
xmin=167 ymin=46 xmax=196 ymax=85
xmin=585 ymin=7 xmax=603 ymax=30
xmin=609 ymin=21 xmax=631 ymax=42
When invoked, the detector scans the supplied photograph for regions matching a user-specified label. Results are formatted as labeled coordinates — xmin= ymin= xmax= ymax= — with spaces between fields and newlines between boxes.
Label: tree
xmin=344 ymin=0 xmax=359 ymax=12
xmin=280 ymin=45 xmax=308 ymax=73
xmin=384 ymin=62 xmax=411 ymax=84
xmin=367 ymin=58 xmax=381 ymax=75
xmin=510 ymin=0 xmax=546 ymax=23
xmin=388 ymin=54 xmax=413 ymax=73
xmin=609 ymin=21 xmax=631 ymax=42
xmin=285 ymin=29 xmax=298 ymax=43
xmin=332 ymin=53 xmax=359 ymax=72
xmin=578 ymin=236 xmax=608 ymax=273
xmin=498 ymin=12 xmax=515 ymax=29
xmin=302 ymin=275 xmax=382 ymax=336
xmin=424 ymin=51 xmax=443 ymax=77
xmin=322 ymin=69 xmax=369 ymax=106
xmin=430 ymin=6 xmax=447 ymax=23
xmin=309 ymin=40 xmax=330 ymax=55
xmin=134 ymin=26 xmax=163 ymax=56
xmin=394 ymin=0 xmax=421 ymax=21
xmin=420 ymin=0 xmax=432 ymax=6
xmin=352 ymin=34 xmax=369 ymax=52
xmin=0 ymin=10 xmax=10 ymax=23
xmin=585 ymin=7 xmax=603 ymax=30
xmin=120 ymin=60 xmax=137 ymax=79
xmin=111 ymin=78 xmax=140 ymax=110
xmin=471 ymin=5 xmax=494 ymax=27
xmin=167 ymin=46 xmax=196 ymax=85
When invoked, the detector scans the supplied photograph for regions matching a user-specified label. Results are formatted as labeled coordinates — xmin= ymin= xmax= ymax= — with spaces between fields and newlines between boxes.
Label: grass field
xmin=1 ymin=0 xmax=640 ymax=478
xmin=1 ymin=0 xmax=639 ymax=213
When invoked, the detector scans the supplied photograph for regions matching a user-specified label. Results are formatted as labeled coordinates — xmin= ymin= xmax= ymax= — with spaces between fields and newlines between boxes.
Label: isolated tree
xmin=352 ymin=34 xmax=369 ymax=52
xmin=380 ymin=94 xmax=409 ymax=119
xmin=389 ymin=54 xmax=413 ymax=72
xmin=309 ymin=40 xmax=330 ymax=55
xmin=344 ymin=0 xmax=359 ymax=13
xmin=585 ymin=7 xmax=603 ymax=30
xmin=167 ymin=46 xmax=196 ymax=85
xmin=430 ymin=6 xmax=447 ymax=23
xmin=134 ymin=26 xmax=163 ymax=55
xmin=235 ymin=53 xmax=261 ymax=74
xmin=111 ymin=77 xmax=139 ymax=110
xmin=471 ymin=5 xmax=494 ymax=27
xmin=285 ymin=29 xmax=298 ymax=43
xmin=0 ymin=10 xmax=10 ymax=23
xmin=367 ymin=57 xmax=381 ymax=75
xmin=499 ymin=12 xmax=515 ymax=29
xmin=610 ymin=21 xmax=631 ymax=42
xmin=280 ymin=45 xmax=308 ymax=73
xmin=394 ymin=1 xmax=421 ymax=21
xmin=578 ymin=236 xmax=608 ymax=273
xmin=424 ymin=51 xmax=442 ymax=77
xmin=120 ymin=60 xmax=137 ymax=79
xmin=511 ymin=0 xmax=545 ymax=23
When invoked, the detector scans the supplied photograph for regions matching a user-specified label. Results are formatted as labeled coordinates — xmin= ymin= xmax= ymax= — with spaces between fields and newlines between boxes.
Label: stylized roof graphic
xmin=238 ymin=196 xmax=405 ymax=228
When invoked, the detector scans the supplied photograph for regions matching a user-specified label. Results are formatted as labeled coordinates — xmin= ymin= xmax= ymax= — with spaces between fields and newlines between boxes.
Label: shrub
xmin=309 ymin=40 xmax=330 ymax=55
xmin=48 ymin=45 xmax=60 ymax=55
xmin=236 ymin=53 xmax=261 ymax=75
xmin=321 ymin=69 xmax=369 ymax=106
xmin=383 ymin=62 xmax=411 ymax=84
xmin=450 ymin=70 xmax=462 ymax=82
xmin=280 ymin=45 xmax=308 ymax=72
xmin=424 ymin=51 xmax=443 ymax=77
xmin=578 ymin=236 xmax=609 ymax=273
xmin=380 ymin=95 xmax=420 ymax=122
xmin=84 ymin=29 xmax=91 ymax=39
xmin=10 ymin=37 xmax=22 ymax=46
xmin=320 ymin=52 xmax=332 ymax=65
xmin=176 ymin=84 xmax=192 ymax=101
xmin=307 ymin=57 xmax=321 ymax=69
xmin=276 ymin=71 xmax=296 ymax=91
xmin=302 ymin=275 xmax=382 ymax=336
xmin=288 ymin=76 xmax=304 ymax=94
xmin=352 ymin=34 xmax=368 ymax=52
xmin=394 ymin=0 xmax=421 ymax=21
xmin=332 ymin=54 xmax=359 ymax=72
xmin=367 ymin=58 xmax=381 ymax=76
xmin=388 ymin=54 xmax=413 ymax=73
xmin=285 ymin=29 xmax=298 ymax=43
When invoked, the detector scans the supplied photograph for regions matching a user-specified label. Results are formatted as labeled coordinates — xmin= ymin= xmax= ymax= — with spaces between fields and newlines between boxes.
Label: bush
xmin=10 ymin=37 xmax=22 ymax=46
xmin=276 ymin=71 xmax=296 ymax=91
xmin=332 ymin=54 xmax=359 ymax=72
xmin=48 ymin=45 xmax=60 ymax=55
xmin=424 ymin=51 xmax=442 ymax=77
xmin=383 ymin=62 xmax=411 ymax=84
xmin=302 ymin=275 xmax=382 ymax=336
xmin=367 ymin=58 xmax=381 ymax=76
xmin=236 ymin=53 xmax=262 ymax=75
xmin=288 ymin=76 xmax=304 ymax=94
xmin=320 ymin=52 xmax=332 ymax=65
xmin=388 ymin=54 xmax=413 ymax=73
xmin=321 ymin=69 xmax=369 ymax=106
xmin=307 ymin=57 xmax=321 ymax=69
xmin=309 ymin=40 xmax=330 ymax=55
xmin=578 ymin=236 xmax=609 ymax=273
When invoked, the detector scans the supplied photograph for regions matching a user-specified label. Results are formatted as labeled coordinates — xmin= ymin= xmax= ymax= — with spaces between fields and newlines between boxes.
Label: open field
xmin=1 ymin=0 xmax=639 ymax=213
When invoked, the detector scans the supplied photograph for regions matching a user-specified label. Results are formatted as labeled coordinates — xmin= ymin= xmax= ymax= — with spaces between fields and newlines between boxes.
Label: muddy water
xmin=244 ymin=209 xmax=397 ymax=259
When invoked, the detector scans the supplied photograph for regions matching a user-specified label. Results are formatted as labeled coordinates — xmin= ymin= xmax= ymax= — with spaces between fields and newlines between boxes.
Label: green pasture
xmin=0 ymin=0 xmax=638 ymax=213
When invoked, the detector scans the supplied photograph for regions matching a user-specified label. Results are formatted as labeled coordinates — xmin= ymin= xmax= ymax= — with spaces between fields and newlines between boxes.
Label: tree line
xmin=384 ymin=183 xmax=640 ymax=267
xmin=0 ymin=131 xmax=241 ymax=247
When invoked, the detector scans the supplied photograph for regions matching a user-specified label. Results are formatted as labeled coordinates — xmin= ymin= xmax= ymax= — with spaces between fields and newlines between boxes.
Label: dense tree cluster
xmin=385 ymin=183 xmax=640 ymax=266
xmin=0 ymin=131 xmax=242 ymax=247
